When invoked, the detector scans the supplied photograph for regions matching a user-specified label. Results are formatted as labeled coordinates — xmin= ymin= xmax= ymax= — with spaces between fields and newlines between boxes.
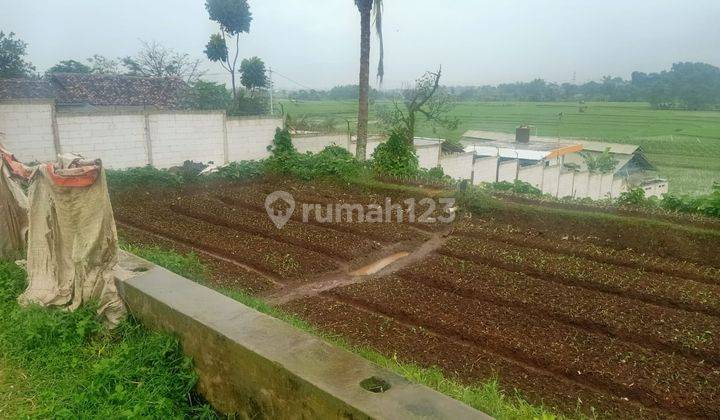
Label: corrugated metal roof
xmin=462 ymin=130 xmax=641 ymax=155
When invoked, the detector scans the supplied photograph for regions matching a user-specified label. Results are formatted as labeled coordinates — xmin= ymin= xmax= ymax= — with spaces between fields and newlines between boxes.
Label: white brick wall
xmin=149 ymin=113 xmax=226 ymax=168
xmin=557 ymin=171 xmax=575 ymax=198
xmin=227 ymin=117 xmax=282 ymax=161
xmin=472 ymin=156 xmax=498 ymax=185
xmin=0 ymin=103 xmax=56 ymax=162
xmin=541 ymin=165 xmax=560 ymax=196
xmin=439 ymin=152 xmax=474 ymax=180
xmin=497 ymin=160 xmax=518 ymax=182
xmin=517 ymin=163 xmax=543 ymax=188
xmin=573 ymin=171 xmax=589 ymax=198
xmin=600 ymin=173 xmax=614 ymax=199
xmin=416 ymin=145 xmax=441 ymax=169
xmin=587 ymin=173 xmax=603 ymax=200
xmin=293 ymin=134 xmax=348 ymax=154
xmin=57 ymin=114 xmax=148 ymax=169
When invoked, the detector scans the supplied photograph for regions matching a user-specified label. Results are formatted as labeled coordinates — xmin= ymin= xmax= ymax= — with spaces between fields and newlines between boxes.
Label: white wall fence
xmin=0 ymin=101 xmax=628 ymax=200
xmin=0 ymin=101 xmax=283 ymax=169
xmin=467 ymin=156 xmax=629 ymax=199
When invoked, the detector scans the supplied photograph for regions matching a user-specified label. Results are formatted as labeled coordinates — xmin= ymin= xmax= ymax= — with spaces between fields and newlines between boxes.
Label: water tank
xmin=516 ymin=126 xmax=530 ymax=143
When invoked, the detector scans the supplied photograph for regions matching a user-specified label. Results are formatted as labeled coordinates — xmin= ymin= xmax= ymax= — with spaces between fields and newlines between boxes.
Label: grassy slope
xmin=279 ymin=100 xmax=720 ymax=194
xmin=0 ymin=261 xmax=216 ymax=419
xmin=124 ymin=243 xmax=563 ymax=420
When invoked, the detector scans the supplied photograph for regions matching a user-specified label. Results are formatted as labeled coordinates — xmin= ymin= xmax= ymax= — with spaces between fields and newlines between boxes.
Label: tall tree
xmin=46 ymin=59 xmax=92 ymax=75
xmin=354 ymin=0 xmax=384 ymax=160
xmin=0 ymin=32 xmax=35 ymax=78
xmin=122 ymin=40 xmax=204 ymax=83
xmin=204 ymin=0 xmax=252 ymax=98
xmin=239 ymin=56 xmax=268 ymax=91
xmin=87 ymin=54 xmax=120 ymax=74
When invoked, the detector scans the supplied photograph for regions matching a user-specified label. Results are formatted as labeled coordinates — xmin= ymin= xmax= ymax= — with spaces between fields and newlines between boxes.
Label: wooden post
xmin=144 ymin=108 xmax=153 ymax=166
xmin=50 ymin=101 xmax=62 ymax=156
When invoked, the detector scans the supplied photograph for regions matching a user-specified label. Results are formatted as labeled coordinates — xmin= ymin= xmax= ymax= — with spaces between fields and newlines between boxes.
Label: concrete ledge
xmin=116 ymin=256 xmax=488 ymax=419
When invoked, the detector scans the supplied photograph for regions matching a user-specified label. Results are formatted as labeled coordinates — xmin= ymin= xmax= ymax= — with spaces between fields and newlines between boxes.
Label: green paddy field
xmin=279 ymin=100 xmax=720 ymax=194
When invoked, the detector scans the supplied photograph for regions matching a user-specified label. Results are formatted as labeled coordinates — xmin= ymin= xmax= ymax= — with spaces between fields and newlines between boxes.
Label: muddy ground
xmin=112 ymin=178 xmax=720 ymax=419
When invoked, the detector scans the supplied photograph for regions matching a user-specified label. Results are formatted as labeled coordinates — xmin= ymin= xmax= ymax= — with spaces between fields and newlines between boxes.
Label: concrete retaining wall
xmin=293 ymin=133 xmax=349 ymax=154
xmin=517 ymin=163 xmax=544 ymax=188
xmin=116 ymin=256 xmax=487 ymax=419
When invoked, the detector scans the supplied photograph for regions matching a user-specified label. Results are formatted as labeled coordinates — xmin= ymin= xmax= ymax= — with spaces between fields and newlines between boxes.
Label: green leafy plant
xmin=486 ymin=180 xmax=543 ymax=196
xmin=582 ymin=148 xmax=619 ymax=174
xmin=106 ymin=166 xmax=183 ymax=190
xmin=216 ymin=160 xmax=266 ymax=181
xmin=616 ymin=187 xmax=649 ymax=206
xmin=372 ymin=130 xmax=419 ymax=178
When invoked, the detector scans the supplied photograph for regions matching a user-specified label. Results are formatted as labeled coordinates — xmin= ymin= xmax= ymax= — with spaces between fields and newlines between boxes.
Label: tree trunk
xmin=356 ymin=0 xmax=372 ymax=161
xmin=230 ymin=71 xmax=237 ymax=99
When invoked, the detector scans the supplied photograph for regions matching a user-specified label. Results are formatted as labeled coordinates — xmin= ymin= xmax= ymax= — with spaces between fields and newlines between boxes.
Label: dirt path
xmin=265 ymin=228 xmax=451 ymax=305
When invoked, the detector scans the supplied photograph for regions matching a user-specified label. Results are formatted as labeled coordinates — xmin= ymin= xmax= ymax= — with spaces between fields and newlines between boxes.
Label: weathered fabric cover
xmin=0 ymin=156 xmax=28 ymax=260
xmin=19 ymin=164 xmax=126 ymax=327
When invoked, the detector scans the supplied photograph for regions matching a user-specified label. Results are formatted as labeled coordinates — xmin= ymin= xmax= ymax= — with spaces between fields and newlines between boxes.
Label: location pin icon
xmin=265 ymin=191 xmax=295 ymax=229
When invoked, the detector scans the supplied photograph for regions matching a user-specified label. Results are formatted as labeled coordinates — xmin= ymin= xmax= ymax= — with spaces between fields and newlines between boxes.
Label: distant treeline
xmin=283 ymin=62 xmax=720 ymax=111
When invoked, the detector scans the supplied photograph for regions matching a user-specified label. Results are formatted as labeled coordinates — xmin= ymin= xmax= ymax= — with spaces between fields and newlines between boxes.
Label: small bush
xmin=486 ymin=180 xmax=543 ymax=196
xmin=216 ymin=160 xmax=266 ymax=181
xmin=106 ymin=166 xmax=183 ymax=190
xmin=372 ymin=131 xmax=419 ymax=178
xmin=617 ymin=187 xmax=649 ymax=206
xmin=168 ymin=160 xmax=207 ymax=183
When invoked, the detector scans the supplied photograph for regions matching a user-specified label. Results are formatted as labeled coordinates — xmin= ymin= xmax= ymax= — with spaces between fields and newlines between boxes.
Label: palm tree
xmin=354 ymin=0 xmax=383 ymax=160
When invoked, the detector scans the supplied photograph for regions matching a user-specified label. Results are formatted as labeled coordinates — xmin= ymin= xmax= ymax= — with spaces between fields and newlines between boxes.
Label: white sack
xmin=19 ymin=165 xmax=126 ymax=327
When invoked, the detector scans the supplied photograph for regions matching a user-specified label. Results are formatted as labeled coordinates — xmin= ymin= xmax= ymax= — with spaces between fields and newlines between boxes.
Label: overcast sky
xmin=3 ymin=0 xmax=720 ymax=89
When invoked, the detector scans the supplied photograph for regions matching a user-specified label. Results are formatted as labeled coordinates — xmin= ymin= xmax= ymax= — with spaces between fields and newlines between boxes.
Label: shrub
xmin=106 ymin=166 xmax=183 ymax=190
xmin=486 ymin=180 xmax=543 ymax=196
xmin=265 ymin=128 xmax=363 ymax=181
xmin=216 ymin=160 xmax=266 ymax=181
xmin=168 ymin=160 xmax=207 ymax=183
xmin=616 ymin=187 xmax=649 ymax=206
xmin=372 ymin=131 xmax=419 ymax=178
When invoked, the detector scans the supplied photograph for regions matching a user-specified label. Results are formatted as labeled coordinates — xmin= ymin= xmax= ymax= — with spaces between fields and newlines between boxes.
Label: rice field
xmin=278 ymin=100 xmax=720 ymax=194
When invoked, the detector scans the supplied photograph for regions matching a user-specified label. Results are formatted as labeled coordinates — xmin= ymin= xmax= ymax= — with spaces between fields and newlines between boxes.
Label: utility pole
xmin=268 ymin=67 xmax=274 ymax=115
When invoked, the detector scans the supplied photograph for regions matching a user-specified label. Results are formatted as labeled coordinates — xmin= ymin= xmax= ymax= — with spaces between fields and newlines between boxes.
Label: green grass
xmin=0 ymin=260 xmax=216 ymax=419
xmin=126 ymin=243 xmax=564 ymax=419
xmin=279 ymin=100 xmax=720 ymax=194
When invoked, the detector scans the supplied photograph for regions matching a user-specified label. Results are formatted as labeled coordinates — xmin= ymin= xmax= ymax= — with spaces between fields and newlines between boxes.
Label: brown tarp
xmin=0 ymin=152 xmax=28 ymax=260
xmin=18 ymin=162 xmax=126 ymax=327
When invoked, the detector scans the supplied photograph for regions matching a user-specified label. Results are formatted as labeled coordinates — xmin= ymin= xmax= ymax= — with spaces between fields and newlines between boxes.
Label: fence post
xmin=50 ymin=101 xmax=62 ymax=156
xmin=143 ymin=108 xmax=153 ymax=166
xmin=222 ymin=112 xmax=229 ymax=164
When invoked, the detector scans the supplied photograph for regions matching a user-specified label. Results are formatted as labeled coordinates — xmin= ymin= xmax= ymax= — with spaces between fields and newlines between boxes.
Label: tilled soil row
xmin=281 ymin=295 xmax=672 ymax=419
xmin=327 ymin=276 xmax=720 ymax=418
xmin=441 ymin=235 xmax=720 ymax=318
xmin=400 ymin=255 xmax=720 ymax=364
xmin=114 ymin=204 xmax=337 ymax=280
xmin=455 ymin=218 xmax=720 ymax=285
xmin=215 ymin=190 xmax=425 ymax=243
xmin=118 ymin=225 xmax=276 ymax=294
xmin=484 ymin=204 xmax=720 ymax=268
xmin=169 ymin=194 xmax=381 ymax=261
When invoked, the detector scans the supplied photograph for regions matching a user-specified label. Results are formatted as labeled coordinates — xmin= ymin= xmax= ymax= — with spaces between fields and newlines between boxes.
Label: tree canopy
xmin=239 ymin=56 xmax=268 ymax=90
xmin=0 ymin=32 xmax=35 ymax=78
xmin=46 ymin=59 xmax=91 ymax=75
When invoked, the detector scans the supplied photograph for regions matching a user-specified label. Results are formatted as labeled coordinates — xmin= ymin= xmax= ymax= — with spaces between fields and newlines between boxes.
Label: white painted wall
xmin=587 ymin=173 xmax=603 ymax=200
xmin=573 ymin=171 xmax=589 ymax=198
xmin=557 ymin=171 xmax=575 ymax=198
xmin=0 ymin=102 xmax=56 ymax=162
xmin=149 ymin=113 xmax=225 ymax=168
xmin=293 ymin=134 xmax=348 ymax=154
xmin=541 ymin=165 xmax=560 ymax=196
xmin=517 ymin=163 xmax=543 ymax=188
xmin=439 ymin=152 xmax=474 ymax=180
xmin=497 ymin=160 xmax=518 ymax=182
xmin=416 ymin=145 xmax=441 ymax=169
xmin=472 ymin=156 xmax=498 ymax=185
xmin=57 ymin=114 xmax=148 ymax=169
xmin=227 ymin=117 xmax=282 ymax=161
xmin=600 ymin=173 xmax=615 ymax=199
